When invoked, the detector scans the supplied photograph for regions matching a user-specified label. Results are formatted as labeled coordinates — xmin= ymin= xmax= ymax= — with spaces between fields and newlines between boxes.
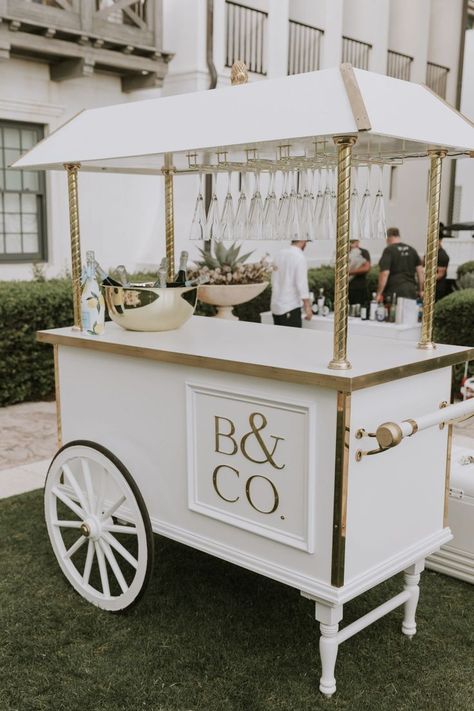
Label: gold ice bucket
xmin=104 ymin=284 xmax=198 ymax=332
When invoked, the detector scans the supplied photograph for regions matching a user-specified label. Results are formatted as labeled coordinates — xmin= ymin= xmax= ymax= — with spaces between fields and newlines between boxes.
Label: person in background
xmin=432 ymin=224 xmax=450 ymax=300
xmin=348 ymin=238 xmax=371 ymax=305
xmin=377 ymin=227 xmax=424 ymax=302
xmin=271 ymin=240 xmax=312 ymax=327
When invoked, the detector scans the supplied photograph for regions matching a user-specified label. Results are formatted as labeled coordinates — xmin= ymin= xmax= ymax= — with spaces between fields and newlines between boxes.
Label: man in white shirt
xmin=271 ymin=240 xmax=312 ymax=327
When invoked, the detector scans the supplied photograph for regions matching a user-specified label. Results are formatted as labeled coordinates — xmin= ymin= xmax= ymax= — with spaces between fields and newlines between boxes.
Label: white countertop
xmin=38 ymin=317 xmax=473 ymax=393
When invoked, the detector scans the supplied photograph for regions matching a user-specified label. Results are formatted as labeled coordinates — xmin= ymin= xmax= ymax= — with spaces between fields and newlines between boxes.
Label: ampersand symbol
xmin=240 ymin=412 xmax=285 ymax=470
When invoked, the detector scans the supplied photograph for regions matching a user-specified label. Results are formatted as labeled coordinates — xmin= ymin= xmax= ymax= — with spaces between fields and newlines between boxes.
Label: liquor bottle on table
xmin=81 ymin=250 xmax=105 ymax=335
xmin=369 ymin=292 xmax=377 ymax=321
xmin=376 ymin=299 xmax=386 ymax=322
xmin=390 ymin=294 xmax=397 ymax=323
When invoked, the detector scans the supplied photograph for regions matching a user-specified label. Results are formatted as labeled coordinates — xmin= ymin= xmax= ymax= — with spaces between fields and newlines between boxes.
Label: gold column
xmin=331 ymin=391 xmax=351 ymax=587
xmin=53 ymin=344 xmax=62 ymax=449
xmin=328 ymin=136 xmax=357 ymax=371
xmin=64 ymin=163 xmax=82 ymax=330
xmin=418 ymin=149 xmax=447 ymax=350
xmin=163 ymin=157 xmax=175 ymax=282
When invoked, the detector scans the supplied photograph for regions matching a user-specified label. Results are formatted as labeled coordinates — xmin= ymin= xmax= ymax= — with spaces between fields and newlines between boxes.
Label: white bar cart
xmin=14 ymin=64 xmax=474 ymax=698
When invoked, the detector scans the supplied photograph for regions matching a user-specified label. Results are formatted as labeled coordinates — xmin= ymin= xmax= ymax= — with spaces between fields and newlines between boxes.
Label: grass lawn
xmin=1 ymin=489 xmax=473 ymax=711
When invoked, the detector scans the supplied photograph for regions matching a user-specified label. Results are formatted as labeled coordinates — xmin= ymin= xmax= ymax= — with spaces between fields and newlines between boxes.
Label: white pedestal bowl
xmin=197 ymin=282 xmax=268 ymax=320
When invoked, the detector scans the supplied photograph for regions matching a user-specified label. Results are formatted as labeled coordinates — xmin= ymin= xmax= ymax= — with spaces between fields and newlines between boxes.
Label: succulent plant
xmin=190 ymin=241 xmax=272 ymax=285
xmin=194 ymin=242 xmax=255 ymax=270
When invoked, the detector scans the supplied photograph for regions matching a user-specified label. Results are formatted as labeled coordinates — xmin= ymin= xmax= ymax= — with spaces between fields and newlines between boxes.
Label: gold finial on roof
xmin=231 ymin=61 xmax=248 ymax=85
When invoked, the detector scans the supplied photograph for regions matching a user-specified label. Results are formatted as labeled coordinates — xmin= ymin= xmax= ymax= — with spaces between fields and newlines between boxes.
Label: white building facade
xmin=0 ymin=0 xmax=471 ymax=279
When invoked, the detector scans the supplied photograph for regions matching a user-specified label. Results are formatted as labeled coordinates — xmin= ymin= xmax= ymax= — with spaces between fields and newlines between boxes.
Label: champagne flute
xmin=359 ymin=166 xmax=373 ymax=240
xmin=233 ymin=172 xmax=248 ymax=241
xmin=189 ymin=172 xmax=207 ymax=241
xmin=263 ymin=171 xmax=278 ymax=240
xmin=300 ymin=169 xmax=314 ymax=241
xmin=220 ymin=171 xmax=234 ymax=242
xmin=350 ymin=167 xmax=362 ymax=240
xmin=248 ymin=171 xmax=264 ymax=240
xmin=313 ymin=169 xmax=324 ymax=239
xmin=372 ymin=165 xmax=387 ymax=240
xmin=206 ymin=172 xmax=221 ymax=242
xmin=277 ymin=171 xmax=290 ymax=240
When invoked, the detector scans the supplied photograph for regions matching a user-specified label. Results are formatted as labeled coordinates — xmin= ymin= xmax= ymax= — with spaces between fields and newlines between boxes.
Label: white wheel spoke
xmin=64 ymin=535 xmax=86 ymax=559
xmin=102 ymin=523 xmax=138 ymax=536
xmin=83 ymin=540 xmax=95 ymax=585
xmin=95 ymin=468 xmax=106 ymax=517
xmin=62 ymin=463 xmax=89 ymax=514
xmin=99 ymin=539 xmax=129 ymax=594
xmin=53 ymin=519 xmax=82 ymax=529
xmin=81 ymin=458 xmax=95 ymax=514
xmin=102 ymin=531 xmax=138 ymax=570
xmin=52 ymin=485 xmax=85 ymax=520
xmin=94 ymin=541 xmax=110 ymax=597
xmin=101 ymin=495 xmax=126 ymax=522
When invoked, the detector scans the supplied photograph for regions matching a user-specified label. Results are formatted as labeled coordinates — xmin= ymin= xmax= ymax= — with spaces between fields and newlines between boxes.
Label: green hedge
xmin=457 ymin=260 xmax=474 ymax=279
xmin=433 ymin=288 xmax=474 ymax=346
xmin=0 ymin=280 xmax=73 ymax=406
xmin=1 ymin=269 xmax=471 ymax=407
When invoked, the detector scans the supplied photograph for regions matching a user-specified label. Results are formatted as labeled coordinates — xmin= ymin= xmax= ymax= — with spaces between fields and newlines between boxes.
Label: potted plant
xmin=189 ymin=242 xmax=271 ymax=320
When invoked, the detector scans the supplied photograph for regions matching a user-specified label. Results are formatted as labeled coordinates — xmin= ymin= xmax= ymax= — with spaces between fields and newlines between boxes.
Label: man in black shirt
xmin=377 ymin=227 xmax=424 ymax=302
xmin=435 ymin=234 xmax=450 ymax=300
xmin=348 ymin=238 xmax=371 ymax=305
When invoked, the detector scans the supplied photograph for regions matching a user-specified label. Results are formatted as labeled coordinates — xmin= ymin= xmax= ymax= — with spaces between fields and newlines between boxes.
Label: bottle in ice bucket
xmin=81 ymin=250 xmax=105 ymax=335
xmin=174 ymin=250 xmax=188 ymax=286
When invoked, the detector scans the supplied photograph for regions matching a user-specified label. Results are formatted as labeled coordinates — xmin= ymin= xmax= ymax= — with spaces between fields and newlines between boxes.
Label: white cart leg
xmin=315 ymin=602 xmax=344 ymax=698
xmin=402 ymin=559 xmax=425 ymax=638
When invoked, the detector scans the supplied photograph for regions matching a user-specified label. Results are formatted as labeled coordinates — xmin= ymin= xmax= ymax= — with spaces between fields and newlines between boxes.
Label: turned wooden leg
xmin=315 ymin=602 xmax=343 ymax=698
xmin=402 ymin=559 xmax=425 ymax=638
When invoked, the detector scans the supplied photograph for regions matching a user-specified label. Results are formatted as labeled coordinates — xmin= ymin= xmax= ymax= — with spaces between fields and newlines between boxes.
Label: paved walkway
xmin=0 ymin=400 xmax=473 ymax=500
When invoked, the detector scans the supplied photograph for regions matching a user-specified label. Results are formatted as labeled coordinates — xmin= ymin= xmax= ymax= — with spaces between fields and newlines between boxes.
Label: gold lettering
xmin=212 ymin=465 xmax=240 ymax=503
xmin=214 ymin=416 xmax=238 ymax=455
xmin=240 ymin=412 xmax=285 ymax=470
xmin=245 ymin=475 xmax=279 ymax=514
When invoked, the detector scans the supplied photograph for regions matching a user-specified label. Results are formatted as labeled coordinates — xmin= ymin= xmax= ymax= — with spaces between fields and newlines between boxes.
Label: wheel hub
xmin=80 ymin=516 xmax=101 ymax=541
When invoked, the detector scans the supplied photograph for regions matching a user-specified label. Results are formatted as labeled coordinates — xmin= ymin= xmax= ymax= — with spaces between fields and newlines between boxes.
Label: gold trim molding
xmin=331 ymin=392 xmax=351 ymax=587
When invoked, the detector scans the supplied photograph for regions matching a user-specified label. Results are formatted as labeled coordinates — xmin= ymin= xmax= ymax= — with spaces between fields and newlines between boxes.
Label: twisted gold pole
xmin=328 ymin=136 xmax=357 ymax=370
xmin=64 ymin=163 xmax=82 ymax=330
xmin=418 ymin=150 xmax=446 ymax=350
xmin=163 ymin=163 xmax=175 ymax=282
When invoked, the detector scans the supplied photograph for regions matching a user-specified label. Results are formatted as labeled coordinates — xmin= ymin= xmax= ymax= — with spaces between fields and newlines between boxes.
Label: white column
xmin=266 ymin=0 xmax=289 ymax=78
xmin=320 ymin=0 xmax=343 ymax=69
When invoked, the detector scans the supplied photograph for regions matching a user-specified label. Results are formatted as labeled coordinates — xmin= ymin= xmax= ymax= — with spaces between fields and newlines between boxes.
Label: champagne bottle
xmin=384 ymin=296 xmax=391 ymax=322
xmin=95 ymin=260 xmax=123 ymax=287
xmin=81 ymin=250 xmax=105 ymax=335
xmin=376 ymin=300 xmax=386 ymax=322
xmin=360 ymin=303 xmax=368 ymax=320
xmin=153 ymin=257 xmax=168 ymax=288
xmin=369 ymin=292 xmax=377 ymax=321
xmin=174 ymin=250 xmax=188 ymax=285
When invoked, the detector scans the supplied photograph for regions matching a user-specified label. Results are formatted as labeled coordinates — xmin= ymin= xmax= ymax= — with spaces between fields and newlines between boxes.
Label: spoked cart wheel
xmin=44 ymin=441 xmax=154 ymax=612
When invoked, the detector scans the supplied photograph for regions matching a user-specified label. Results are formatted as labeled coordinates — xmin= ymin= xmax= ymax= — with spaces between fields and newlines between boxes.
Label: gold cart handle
xmin=355 ymin=399 xmax=474 ymax=461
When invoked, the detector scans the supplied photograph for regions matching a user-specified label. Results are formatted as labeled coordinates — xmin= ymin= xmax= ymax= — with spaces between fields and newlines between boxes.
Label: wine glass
xmin=263 ymin=171 xmax=278 ymax=240
xmin=318 ymin=169 xmax=334 ymax=240
xmin=248 ymin=171 xmax=264 ymax=240
xmin=206 ymin=172 xmax=221 ymax=242
xmin=359 ymin=166 xmax=373 ymax=241
xmin=220 ymin=171 xmax=234 ymax=242
xmin=372 ymin=165 xmax=387 ymax=240
xmin=233 ymin=172 xmax=248 ymax=241
xmin=189 ymin=172 xmax=207 ymax=241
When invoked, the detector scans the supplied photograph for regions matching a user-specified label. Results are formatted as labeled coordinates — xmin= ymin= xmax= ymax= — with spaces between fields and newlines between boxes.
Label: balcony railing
xmin=288 ymin=20 xmax=323 ymax=75
xmin=0 ymin=0 xmax=168 ymax=91
xmin=426 ymin=61 xmax=450 ymax=99
xmin=342 ymin=36 xmax=371 ymax=70
xmin=225 ymin=1 xmax=267 ymax=75
xmin=387 ymin=50 xmax=413 ymax=81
